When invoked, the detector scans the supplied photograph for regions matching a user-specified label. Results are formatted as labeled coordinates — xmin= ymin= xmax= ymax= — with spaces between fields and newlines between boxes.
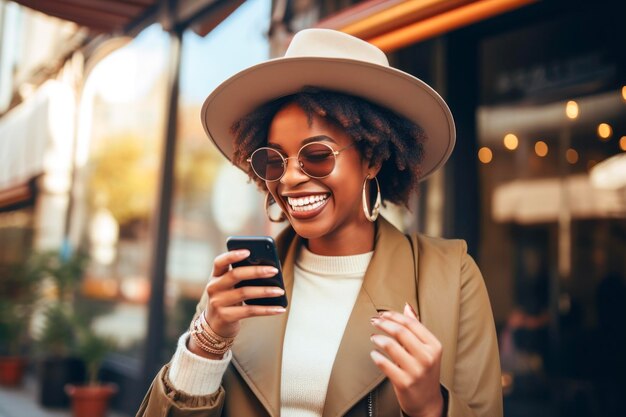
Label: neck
xmin=306 ymin=220 xmax=375 ymax=256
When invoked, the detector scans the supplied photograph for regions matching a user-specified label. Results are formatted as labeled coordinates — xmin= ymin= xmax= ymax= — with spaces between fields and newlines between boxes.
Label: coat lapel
xmin=230 ymin=228 xmax=299 ymax=417
xmin=231 ymin=218 xmax=418 ymax=417
xmin=322 ymin=217 xmax=418 ymax=417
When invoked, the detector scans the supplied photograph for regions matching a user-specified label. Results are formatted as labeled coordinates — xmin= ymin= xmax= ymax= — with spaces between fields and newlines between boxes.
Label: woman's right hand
xmin=188 ymin=249 xmax=286 ymax=359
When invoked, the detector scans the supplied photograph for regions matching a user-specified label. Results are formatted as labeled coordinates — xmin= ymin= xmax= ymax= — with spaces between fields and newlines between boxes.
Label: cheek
xmin=328 ymin=175 xmax=363 ymax=206
xmin=330 ymin=160 xmax=368 ymax=197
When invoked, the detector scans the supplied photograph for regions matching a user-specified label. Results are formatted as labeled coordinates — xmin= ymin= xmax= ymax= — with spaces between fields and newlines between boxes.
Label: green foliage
xmin=75 ymin=326 xmax=117 ymax=385
xmin=0 ymin=300 xmax=24 ymax=355
xmin=35 ymin=303 xmax=78 ymax=357
xmin=28 ymin=250 xmax=89 ymax=358
xmin=0 ymin=261 xmax=43 ymax=355
xmin=29 ymin=251 xmax=88 ymax=301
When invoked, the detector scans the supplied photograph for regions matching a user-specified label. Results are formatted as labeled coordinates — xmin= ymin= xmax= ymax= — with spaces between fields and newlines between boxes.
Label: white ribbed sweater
xmin=168 ymin=246 xmax=372 ymax=417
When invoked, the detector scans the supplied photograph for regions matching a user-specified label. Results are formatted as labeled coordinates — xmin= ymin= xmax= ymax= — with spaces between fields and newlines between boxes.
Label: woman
xmin=138 ymin=29 xmax=501 ymax=417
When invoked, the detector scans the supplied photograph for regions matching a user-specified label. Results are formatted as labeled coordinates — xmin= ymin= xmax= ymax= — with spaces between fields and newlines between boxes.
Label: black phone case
xmin=226 ymin=236 xmax=288 ymax=308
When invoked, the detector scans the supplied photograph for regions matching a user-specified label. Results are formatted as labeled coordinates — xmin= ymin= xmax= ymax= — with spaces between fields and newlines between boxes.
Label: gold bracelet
xmin=189 ymin=311 xmax=235 ymax=355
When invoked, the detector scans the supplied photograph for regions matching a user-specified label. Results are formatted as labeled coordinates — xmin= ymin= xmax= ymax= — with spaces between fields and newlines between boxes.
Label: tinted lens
xmin=299 ymin=143 xmax=336 ymax=178
xmin=250 ymin=148 xmax=284 ymax=181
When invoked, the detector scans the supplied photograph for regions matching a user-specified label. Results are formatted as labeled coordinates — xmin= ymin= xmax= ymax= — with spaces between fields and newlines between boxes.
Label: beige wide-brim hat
xmin=201 ymin=28 xmax=455 ymax=181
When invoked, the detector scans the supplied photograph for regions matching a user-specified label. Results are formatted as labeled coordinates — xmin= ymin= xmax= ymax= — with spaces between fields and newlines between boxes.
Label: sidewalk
xmin=0 ymin=377 xmax=128 ymax=417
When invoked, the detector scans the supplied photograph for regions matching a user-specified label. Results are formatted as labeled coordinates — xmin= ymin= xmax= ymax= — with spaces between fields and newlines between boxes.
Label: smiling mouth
xmin=286 ymin=193 xmax=330 ymax=212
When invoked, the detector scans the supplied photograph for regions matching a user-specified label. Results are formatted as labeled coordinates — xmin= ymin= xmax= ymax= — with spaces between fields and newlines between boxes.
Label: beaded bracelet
xmin=189 ymin=311 xmax=235 ymax=355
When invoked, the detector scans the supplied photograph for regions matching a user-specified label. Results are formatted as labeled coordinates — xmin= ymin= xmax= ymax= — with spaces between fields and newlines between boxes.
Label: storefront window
xmin=165 ymin=0 xmax=271 ymax=348
xmin=70 ymin=24 xmax=170 ymax=359
xmin=477 ymin=12 xmax=626 ymax=414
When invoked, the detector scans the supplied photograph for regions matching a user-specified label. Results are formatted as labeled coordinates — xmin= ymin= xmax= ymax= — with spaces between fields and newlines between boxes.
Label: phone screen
xmin=226 ymin=236 xmax=288 ymax=308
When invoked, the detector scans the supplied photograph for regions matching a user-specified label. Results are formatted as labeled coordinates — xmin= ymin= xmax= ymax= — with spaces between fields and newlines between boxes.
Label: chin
xmin=289 ymin=221 xmax=333 ymax=240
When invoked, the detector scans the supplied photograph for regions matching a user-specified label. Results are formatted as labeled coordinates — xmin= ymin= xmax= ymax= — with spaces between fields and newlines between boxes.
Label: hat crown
xmin=284 ymin=28 xmax=389 ymax=67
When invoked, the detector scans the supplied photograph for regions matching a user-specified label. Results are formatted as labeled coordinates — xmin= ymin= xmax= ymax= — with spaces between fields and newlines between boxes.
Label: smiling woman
xmin=138 ymin=28 xmax=502 ymax=417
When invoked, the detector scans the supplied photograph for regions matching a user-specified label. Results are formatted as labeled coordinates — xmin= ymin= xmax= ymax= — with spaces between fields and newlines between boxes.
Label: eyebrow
xmin=267 ymin=135 xmax=338 ymax=150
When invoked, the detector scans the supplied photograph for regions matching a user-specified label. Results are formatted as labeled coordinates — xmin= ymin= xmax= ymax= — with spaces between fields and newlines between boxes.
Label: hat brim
xmin=201 ymin=57 xmax=455 ymax=181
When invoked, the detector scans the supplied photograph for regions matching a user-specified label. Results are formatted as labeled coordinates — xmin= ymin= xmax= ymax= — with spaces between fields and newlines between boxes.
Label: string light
xmin=503 ymin=133 xmax=519 ymax=150
xmin=565 ymin=148 xmax=578 ymax=164
xmin=597 ymin=123 xmax=612 ymax=140
xmin=620 ymin=136 xmax=626 ymax=151
xmin=478 ymin=147 xmax=493 ymax=164
xmin=565 ymin=100 xmax=579 ymax=119
xmin=535 ymin=141 xmax=548 ymax=157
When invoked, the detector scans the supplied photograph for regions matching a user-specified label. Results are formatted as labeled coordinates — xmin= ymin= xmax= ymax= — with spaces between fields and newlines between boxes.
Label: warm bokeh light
xmin=620 ymin=136 xmax=626 ymax=151
xmin=478 ymin=147 xmax=493 ymax=164
xmin=597 ymin=123 xmax=612 ymax=140
xmin=503 ymin=133 xmax=519 ymax=150
xmin=565 ymin=100 xmax=579 ymax=119
xmin=565 ymin=148 xmax=579 ymax=164
xmin=622 ymin=86 xmax=626 ymax=101
xmin=535 ymin=141 xmax=548 ymax=157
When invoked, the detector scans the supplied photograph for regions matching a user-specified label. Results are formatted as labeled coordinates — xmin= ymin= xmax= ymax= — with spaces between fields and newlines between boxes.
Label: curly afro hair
xmin=230 ymin=88 xmax=427 ymax=207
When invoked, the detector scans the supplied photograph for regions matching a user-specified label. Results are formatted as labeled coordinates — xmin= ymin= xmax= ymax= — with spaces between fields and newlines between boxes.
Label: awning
xmin=317 ymin=0 xmax=539 ymax=52
xmin=0 ymin=80 xmax=75 ymax=207
xmin=0 ymin=176 xmax=39 ymax=212
xmin=9 ymin=0 xmax=245 ymax=35
xmin=10 ymin=0 xmax=159 ymax=33
xmin=492 ymin=174 xmax=626 ymax=224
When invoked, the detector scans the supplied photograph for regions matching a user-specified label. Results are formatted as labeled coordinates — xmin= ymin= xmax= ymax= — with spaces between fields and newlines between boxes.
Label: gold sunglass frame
xmin=247 ymin=141 xmax=355 ymax=182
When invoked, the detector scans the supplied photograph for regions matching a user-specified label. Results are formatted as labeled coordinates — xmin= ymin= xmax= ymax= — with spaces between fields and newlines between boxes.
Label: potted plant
xmin=0 ymin=300 xmax=28 ymax=386
xmin=65 ymin=327 xmax=117 ymax=417
xmin=33 ymin=250 xmax=88 ymax=407
xmin=0 ymin=262 xmax=42 ymax=386
xmin=36 ymin=302 xmax=85 ymax=407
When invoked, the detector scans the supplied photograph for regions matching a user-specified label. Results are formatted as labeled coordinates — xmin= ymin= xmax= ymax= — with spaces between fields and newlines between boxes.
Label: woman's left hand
xmin=370 ymin=303 xmax=444 ymax=417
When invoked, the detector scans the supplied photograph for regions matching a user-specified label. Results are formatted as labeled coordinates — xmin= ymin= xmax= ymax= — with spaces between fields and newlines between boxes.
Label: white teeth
xmin=286 ymin=194 xmax=328 ymax=211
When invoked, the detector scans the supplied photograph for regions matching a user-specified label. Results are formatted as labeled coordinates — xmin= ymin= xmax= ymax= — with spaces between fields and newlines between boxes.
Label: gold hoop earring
xmin=362 ymin=175 xmax=381 ymax=222
xmin=265 ymin=193 xmax=287 ymax=223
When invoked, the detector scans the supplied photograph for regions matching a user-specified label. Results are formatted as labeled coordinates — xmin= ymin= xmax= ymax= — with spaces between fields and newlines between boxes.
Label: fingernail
xmin=269 ymin=307 xmax=286 ymax=313
xmin=237 ymin=249 xmax=250 ymax=256
xmin=269 ymin=288 xmax=285 ymax=295
xmin=405 ymin=302 xmax=418 ymax=318
xmin=264 ymin=267 xmax=279 ymax=274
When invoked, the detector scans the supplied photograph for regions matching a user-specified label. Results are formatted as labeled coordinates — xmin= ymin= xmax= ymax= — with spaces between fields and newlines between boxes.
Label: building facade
xmin=0 ymin=0 xmax=624 ymax=415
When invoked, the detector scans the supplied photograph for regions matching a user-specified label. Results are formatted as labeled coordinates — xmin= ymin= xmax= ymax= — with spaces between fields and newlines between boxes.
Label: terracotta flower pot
xmin=65 ymin=383 xmax=118 ymax=417
xmin=0 ymin=356 xmax=26 ymax=387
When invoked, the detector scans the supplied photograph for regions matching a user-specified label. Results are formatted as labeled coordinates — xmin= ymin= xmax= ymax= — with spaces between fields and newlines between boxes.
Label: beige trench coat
xmin=137 ymin=217 xmax=502 ymax=417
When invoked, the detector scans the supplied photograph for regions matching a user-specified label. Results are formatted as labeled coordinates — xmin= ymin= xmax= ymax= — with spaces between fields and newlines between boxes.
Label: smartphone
xmin=226 ymin=236 xmax=288 ymax=308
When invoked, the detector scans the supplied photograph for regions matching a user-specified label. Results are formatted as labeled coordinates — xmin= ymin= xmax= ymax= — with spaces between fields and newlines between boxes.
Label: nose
xmin=280 ymin=156 xmax=308 ymax=186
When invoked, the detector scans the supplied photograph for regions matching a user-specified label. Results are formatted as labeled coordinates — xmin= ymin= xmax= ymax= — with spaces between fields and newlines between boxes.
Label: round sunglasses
xmin=247 ymin=141 xmax=355 ymax=182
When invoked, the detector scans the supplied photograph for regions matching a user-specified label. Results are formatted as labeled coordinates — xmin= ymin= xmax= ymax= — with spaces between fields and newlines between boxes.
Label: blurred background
xmin=0 ymin=0 xmax=624 ymax=416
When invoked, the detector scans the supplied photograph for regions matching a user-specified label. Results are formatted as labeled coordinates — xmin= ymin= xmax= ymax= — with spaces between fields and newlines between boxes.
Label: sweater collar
xmin=296 ymin=245 xmax=373 ymax=276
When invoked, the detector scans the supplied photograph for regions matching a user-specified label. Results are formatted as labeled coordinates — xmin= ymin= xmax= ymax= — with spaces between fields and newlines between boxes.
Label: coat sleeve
xmin=445 ymin=244 xmax=503 ymax=417
xmin=135 ymin=364 xmax=226 ymax=417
